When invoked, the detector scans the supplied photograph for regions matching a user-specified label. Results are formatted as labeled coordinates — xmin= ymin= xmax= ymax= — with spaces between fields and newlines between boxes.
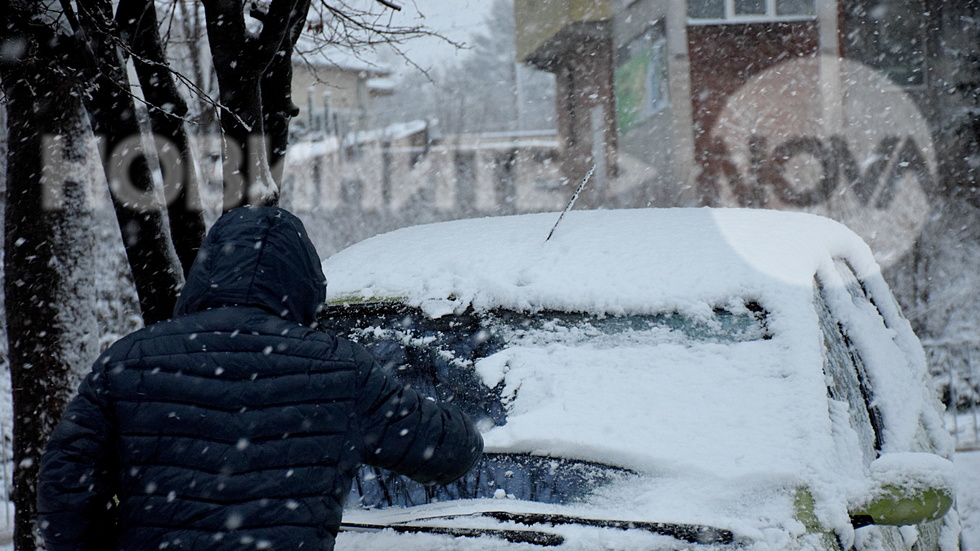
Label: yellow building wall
xmin=514 ymin=0 xmax=612 ymax=62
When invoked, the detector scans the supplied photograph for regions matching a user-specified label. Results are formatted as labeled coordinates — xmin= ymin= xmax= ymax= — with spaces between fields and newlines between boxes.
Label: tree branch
xmin=199 ymin=0 xmax=248 ymax=75
xmin=116 ymin=0 xmax=206 ymax=276
xmin=254 ymin=0 xmax=304 ymax=68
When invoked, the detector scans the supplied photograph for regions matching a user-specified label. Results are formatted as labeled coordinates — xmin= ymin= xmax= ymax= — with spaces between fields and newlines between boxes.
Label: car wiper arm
xmin=340 ymin=521 xmax=565 ymax=546
xmin=391 ymin=510 xmax=735 ymax=545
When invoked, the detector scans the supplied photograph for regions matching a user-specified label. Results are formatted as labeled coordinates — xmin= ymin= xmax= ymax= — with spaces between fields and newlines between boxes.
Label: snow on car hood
xmin=469 ymin=337 xmax=829 ymax=542
xmin=323 ymin=208 xmax=867 ymax=473
xmin=476 ymin=338 xmax=829 ymax=478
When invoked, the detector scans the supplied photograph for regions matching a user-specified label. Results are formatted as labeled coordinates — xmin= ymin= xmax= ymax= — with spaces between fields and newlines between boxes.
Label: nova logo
xmin=712 ymin=134 xmax=931 ymax=211
xmin=703 ymin=56 xmax=934 ymax=268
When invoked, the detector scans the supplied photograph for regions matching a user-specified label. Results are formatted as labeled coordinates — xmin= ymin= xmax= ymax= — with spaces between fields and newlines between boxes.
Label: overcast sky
xmin=381 ymin=0 xmax=496 ymax=72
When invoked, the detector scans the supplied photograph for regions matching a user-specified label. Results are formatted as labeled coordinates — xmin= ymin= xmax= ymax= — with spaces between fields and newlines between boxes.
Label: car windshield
xmin=320 ymin=300 xmax=769 ymax=509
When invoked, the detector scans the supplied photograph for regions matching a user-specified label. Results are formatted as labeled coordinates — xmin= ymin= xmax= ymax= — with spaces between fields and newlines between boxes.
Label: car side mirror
xmin=849 ymin=452 xmax=955 ymax=528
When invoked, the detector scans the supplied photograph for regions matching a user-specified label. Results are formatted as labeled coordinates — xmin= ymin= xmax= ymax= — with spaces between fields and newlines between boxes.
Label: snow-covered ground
xmin=956 ymin=450 xmax=980 ymax=550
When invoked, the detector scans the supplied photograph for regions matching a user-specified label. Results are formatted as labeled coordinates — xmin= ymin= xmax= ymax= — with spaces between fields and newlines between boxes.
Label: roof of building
xmin=293 ymin=35 xmax=392 ymax=76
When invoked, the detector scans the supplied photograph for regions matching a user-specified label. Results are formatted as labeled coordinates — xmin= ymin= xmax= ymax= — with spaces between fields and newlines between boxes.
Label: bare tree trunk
xmin=75 ymin=0 xmax=185 ymax=323
xmin=201 ymin=0 xmax=311 ymax=210
xmin=262 ymin=46 xmax=300 ymax=187
xmin=262 ymin=3 xmax=307 ymax=186
xmin=1 ymin=7 xmax=102 ymax=550
xmin=116 ymin=0 xmax=207 ymax=276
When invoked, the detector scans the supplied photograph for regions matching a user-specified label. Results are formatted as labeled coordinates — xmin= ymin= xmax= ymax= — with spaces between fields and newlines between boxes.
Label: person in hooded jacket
xmin=36 ymin=206 xmax=484 ymax=551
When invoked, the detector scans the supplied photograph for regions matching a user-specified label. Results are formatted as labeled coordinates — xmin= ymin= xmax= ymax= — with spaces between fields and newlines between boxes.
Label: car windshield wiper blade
xmin=392 ymin=510 xmax=736 ymax=545
xmin=340 ymin=521 xmax=565 ymax=546
xmin=484 ymin=511 xmax=735 ymax=545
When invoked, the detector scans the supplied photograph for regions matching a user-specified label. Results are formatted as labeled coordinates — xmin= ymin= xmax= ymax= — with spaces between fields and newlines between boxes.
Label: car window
xmin=352 ymin=452 xmax=634 ymax=508
xmin=486 ymin=305 xmax=770 ymax=346
xmin=814 ymin=281 xmax=884 ymax=462
xmin=832 ymin=259 xmax=872 ymax=306
xmin=828 ymin=261 xmax=891 ymax=449
xmin=832 ymin=259 xmax=893 ymax=328
xmin=831 ymin=258 xmax=916 ymax=340
xmin=831 ymin=260 xmax=944 ymax=454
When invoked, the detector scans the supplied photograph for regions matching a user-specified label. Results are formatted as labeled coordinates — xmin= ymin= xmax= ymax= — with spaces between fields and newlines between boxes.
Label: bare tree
xmin=1 ymin=2 xmax=429 ymax=549
xmin=116 ymin=0 xmax=209 ymax=275
xmin=374 ymin=0 xmax=556 ymax=136
xmin=1 ymin=4 xmax=101 ymax=549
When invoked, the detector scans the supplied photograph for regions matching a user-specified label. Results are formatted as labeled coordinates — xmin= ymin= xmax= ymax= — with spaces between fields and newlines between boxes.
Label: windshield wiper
xmin=483 ymin=511 xmax=734 ymax=545
xmin=340 ymin=521 xmax=565 ymax=546
xmin=389 ymin=510 xmax=736 ymax=545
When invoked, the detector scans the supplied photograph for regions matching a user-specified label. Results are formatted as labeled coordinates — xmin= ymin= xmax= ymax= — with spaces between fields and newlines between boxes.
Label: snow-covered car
xmin=318 ymin=208 xmax=959 ymax=550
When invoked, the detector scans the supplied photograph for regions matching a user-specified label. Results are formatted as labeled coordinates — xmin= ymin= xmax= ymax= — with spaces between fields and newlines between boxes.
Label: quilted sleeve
xmin=352 ymin=345 xmax=483 ymax=486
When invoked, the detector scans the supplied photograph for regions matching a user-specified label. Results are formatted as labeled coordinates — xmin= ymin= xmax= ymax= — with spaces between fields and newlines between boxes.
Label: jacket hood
xmin=174 ymin=206 xmax=326 ymax=326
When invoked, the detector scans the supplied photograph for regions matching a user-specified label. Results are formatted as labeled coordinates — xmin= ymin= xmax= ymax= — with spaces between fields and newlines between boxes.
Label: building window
xmin=688 ymin=0 xmax=815 ymax=23
xmin=615 ymin=26 xmax=669 ymax=134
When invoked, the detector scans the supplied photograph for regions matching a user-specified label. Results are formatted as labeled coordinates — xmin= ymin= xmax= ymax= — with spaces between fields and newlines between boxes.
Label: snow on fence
xmin=925 ymin=342 xmax=980 ymax=451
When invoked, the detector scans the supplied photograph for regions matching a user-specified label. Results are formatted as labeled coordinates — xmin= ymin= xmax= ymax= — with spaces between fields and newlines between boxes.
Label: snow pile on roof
xmin=367 ymin=77 xmax=395 ymax=95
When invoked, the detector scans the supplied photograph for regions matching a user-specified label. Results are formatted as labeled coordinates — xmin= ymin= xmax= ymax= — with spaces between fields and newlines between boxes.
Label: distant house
xmin=290 ymin=39 xmax=394 ymax=139
xmin=514 ymin=0 xmax=617 ymax=202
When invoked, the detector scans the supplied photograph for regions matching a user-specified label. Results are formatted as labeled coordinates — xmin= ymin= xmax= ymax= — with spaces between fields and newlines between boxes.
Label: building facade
xmin=290 ymin=42 xmax=394 ymax=140
xmin=514 ymin=0 xmax=973 ymax=214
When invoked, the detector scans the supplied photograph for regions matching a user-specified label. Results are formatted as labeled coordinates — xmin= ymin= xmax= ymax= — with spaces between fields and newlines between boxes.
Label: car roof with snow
xmin=323 ymin=207 xmax=879 ymax=316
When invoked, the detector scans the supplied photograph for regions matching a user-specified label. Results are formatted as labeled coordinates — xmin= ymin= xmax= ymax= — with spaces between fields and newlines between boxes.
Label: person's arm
xmin=352 ymin=345 xmax=483 ymax=485
xmin=37 ymin=367 xmax=118 ymax=551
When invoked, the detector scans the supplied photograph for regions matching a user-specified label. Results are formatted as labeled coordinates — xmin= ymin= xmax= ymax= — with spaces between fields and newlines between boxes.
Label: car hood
xmin=476 ymin=337 xmax=843 ymax=482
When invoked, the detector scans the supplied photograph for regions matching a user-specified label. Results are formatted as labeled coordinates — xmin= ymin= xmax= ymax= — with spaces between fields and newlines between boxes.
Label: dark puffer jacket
xmin=37 ymin=207 xmax=483 ymax=551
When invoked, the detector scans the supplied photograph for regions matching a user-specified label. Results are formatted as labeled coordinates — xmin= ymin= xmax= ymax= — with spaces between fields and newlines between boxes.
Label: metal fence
xmin=1 ymin=422 xmax=10 ymax=545
xmin=925 ymin=342 xmax=980 ymax=451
